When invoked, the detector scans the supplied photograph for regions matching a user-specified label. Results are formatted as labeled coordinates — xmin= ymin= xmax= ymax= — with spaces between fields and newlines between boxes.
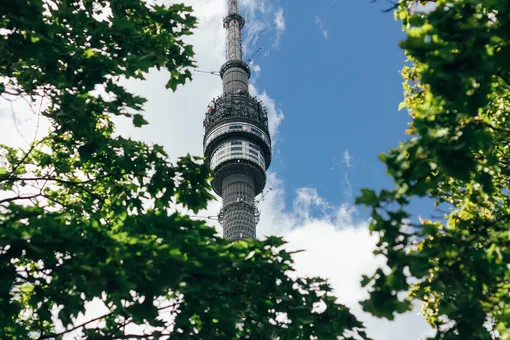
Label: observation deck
xmin=204 ymin=92 xmax=269 ymax=137
xmin=203 ymin=92 xmax=271 ymax=197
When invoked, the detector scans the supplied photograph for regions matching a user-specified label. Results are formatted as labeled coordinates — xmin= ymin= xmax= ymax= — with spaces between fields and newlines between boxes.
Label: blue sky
xmin=249 ymin=0 xmax=412 ymax=215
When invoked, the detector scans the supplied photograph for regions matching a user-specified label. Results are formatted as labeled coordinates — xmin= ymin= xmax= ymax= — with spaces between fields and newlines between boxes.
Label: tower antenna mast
xmin=248 ymin=47 xmax=263 ymax=64
xmin=194 ymin=69 xmax=220 ymax=76
xmin=202 ymin=0 xmax=272 ymax=241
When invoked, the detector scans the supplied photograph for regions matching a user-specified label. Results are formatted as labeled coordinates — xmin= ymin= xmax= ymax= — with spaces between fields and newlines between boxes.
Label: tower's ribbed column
xmin=203 ymin=0 xmax=271 ymax=241
xmin=220 ymin=174 xmax=257 ymax=240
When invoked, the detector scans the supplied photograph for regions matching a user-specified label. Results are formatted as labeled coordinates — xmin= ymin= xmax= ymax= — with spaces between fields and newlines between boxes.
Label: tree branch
xmin=38 ymin=302 xmax=179 ymax=339
xmin=1 ymin=174 xmax=120 ymax=185
xmin=38 ymin=311 xmax=115 ymax=340
xmin=0 ymin=194 xmax=42 ymax=205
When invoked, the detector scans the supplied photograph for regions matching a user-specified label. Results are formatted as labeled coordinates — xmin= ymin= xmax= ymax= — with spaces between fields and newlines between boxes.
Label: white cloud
xmin=0 ymin=0 xmax=434 ymax=338
xmin=0 ymin=93 xmax=51 ymax=149
xmin=315 ymin=0 xmax=339 ymax=40
xmin=274 ymin=8 xmax=285 ymax=32
xmin=249 ymin=84 xmax=284 ymax=145
xmin=240 ymin=0 xmax=286 ymax=56
xmin=329 ymin=150 xmax=356 ymax=200
xmin=344 ymin=149 xmax=353 ymax=168
xmin=274 ymin=8 xmax=285 ymax=48
xmin=258 ymin=180 xmax=434 ymax=340
xmin=342 ymin=172 xmax=353 ymax=200
xmin=315 ymin=16 xmax=329 ymax=40
xmin=410 ymin=1 xmax=437 ymax=14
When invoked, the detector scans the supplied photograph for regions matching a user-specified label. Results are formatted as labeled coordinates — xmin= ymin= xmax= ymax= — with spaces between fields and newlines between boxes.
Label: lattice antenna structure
xmin=202 ymin=0 xmax=272 ymax=241
xmin=248 ymin=47 xmax=262 ymax=64
xmin=224 ymin=0 xmax=244 ymax=61
xmin=255 ymin=187 xmax=272 ymax=207
xmin=194 ymin=69 xmax=220 ymax=76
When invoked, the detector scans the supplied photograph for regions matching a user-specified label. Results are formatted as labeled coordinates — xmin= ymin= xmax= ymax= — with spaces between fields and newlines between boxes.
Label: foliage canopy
xmin=358 ymin=0 xmax=510 ymax=339
xmin=0 ymin=0 xmax=365 ymax=339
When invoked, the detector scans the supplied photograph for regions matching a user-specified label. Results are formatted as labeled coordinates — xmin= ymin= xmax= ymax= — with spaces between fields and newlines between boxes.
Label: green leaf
xmin=83 ymin=48 xmax=95 ymax=58
xmin=133 ymin=114 xmax=149 ymax=127
xmin=355 ymin=188 xmax=378 ymax=206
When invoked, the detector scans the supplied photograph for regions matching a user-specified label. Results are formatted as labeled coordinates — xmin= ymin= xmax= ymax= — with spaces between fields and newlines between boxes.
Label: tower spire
xmin=228 ymin=0 xmax=239 ymax=13
xmin=224 ymin=0 xmax=245 ymax=61
xmin=203 ymin=1 xmax=272 ymax=241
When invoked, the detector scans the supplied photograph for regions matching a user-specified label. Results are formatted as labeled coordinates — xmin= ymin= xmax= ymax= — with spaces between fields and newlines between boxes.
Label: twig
xmin=10 ymin=99 xmax=30 ymax=145
xmin=7 ymin=136 xmax=49 ymax=177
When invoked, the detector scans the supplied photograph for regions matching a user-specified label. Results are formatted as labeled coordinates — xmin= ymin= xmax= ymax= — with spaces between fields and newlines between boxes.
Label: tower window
xmin=231 ymin=141 xmax=242 ymax=145
xmin=231 ymin=147 xmax=242 ymax=151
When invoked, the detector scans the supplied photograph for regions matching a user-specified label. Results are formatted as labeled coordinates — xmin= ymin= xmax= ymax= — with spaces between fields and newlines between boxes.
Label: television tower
xmin=203 ymin=0 xmax=271 ymax=241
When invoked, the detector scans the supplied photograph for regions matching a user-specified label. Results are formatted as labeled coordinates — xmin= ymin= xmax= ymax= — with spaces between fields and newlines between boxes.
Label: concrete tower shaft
xmin=203 ymin=0 xmax=271 ymax=241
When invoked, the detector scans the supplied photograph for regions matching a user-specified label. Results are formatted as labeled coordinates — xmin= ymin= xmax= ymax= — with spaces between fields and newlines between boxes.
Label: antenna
xmin=247 ymin=47 xmax=262 ymax=64
xmin=189 ymin=215 xmax=219 ymax=221
xmin=194 ymin=69 xmax=220 ymax=76
xmin=255 ymin=187 xmax=272 ymax=207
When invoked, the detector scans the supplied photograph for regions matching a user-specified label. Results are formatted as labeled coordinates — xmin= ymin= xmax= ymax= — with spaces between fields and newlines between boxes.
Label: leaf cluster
xmin=357 ymin=0 xmax=510 ymax=339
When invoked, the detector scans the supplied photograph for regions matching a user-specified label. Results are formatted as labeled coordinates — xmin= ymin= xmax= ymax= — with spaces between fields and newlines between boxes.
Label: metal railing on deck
xmin=204 ymin=92 xmax=269 ymax=133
